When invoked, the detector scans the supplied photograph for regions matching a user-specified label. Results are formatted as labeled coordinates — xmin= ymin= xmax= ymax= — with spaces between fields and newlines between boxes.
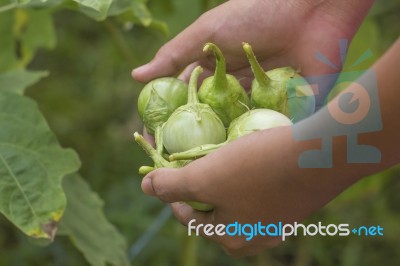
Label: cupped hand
xmin=134 ymin=0 xmax=377 ymax=257
xmin=132 ymin=0 xmax=372 ymax=92
xmin=136 ymin=0 xmax=373 ymax=141
xmin=140 ymin=126 xmax=362 ymax=257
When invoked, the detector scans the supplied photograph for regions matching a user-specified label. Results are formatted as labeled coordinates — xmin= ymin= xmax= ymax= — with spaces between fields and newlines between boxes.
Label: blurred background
xmin=0 ymin=0 xmax=399 ymax=265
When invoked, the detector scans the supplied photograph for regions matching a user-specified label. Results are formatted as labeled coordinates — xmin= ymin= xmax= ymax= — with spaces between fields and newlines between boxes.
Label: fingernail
xmin=141 ymin=177 xmax=155 ymax=196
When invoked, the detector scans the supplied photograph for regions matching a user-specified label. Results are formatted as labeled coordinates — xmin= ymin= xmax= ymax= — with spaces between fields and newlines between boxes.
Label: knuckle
xmin=152 ymin=168 xmax=183 ymax=203
xmin=168 ymin=52 xmax=182 ymax=72
xmin=151 ymin=176 xmax=170 ymax=202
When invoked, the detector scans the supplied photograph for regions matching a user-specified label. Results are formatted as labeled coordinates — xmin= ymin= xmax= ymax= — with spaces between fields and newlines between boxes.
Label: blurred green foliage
xmin=0 ymin=0 xmax=399 ymax=265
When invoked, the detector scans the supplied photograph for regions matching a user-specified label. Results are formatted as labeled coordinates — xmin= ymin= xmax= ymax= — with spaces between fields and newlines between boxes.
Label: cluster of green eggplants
xmin=134 ymin=42 xmax=315 ymax=211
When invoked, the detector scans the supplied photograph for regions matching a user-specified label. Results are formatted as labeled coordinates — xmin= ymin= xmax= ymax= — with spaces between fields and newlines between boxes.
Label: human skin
xmin=133 ymin=0 xmax=375 ymax=142
xmin=141 ymin=39 xmax=400 ymax=257
xmin=131 ymin=0 xmax=395 ymax=257
xmin=132 ymin=0 xmax=374 ymax=87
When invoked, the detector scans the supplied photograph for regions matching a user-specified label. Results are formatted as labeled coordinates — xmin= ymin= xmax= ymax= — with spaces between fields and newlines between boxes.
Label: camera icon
xmin=289 ymin=39 xmax=382 ymax=168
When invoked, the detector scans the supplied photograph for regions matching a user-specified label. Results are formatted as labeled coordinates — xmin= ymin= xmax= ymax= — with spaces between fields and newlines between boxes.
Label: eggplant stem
xmin=203 ymin=42 xmax=228 ymax=90
xmin=187 ymin=66 xmax=203 ymax=104
xmin=134 ymin=132 xmax=169 ymax=167
xmin=169 ymin=143 xmax=225 ymax=161
xmin=139 ymin=166 xmax=155 ymax=175
xmin=242 ymin=42 xmax=270 ymax=86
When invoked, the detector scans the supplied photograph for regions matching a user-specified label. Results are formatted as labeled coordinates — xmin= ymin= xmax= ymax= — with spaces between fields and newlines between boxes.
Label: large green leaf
xmin=0 ymin=69 xmax=49 ymax=94
xmin=0 ymin=92 xmax=81 ymax=239
xmin=58 ymin=174 xmax=130 ymax=266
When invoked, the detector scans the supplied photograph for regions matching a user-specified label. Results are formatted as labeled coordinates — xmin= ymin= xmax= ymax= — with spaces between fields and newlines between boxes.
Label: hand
xmin=140 ymin=40 xmax=400 ymax=257
xmin=140 ymin=126 xmax=359 ymax=257
xmin=132 ymin=0 xmax=374 ymax=101
xmin=136 ymin=0 xmax=374 ymax=140
xmin=135 ymin=0 xmax=385 ymax=257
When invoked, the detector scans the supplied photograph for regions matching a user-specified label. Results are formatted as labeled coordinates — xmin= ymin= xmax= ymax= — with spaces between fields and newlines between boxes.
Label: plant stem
xmin=243 ymin=42 xmax=270 ymax=86
xmin=187 ymin=66 xmax=203 ymax=104
xmin=169 ymin=142 xmax=224 ymax=161
xmin=0 ymin=3 xmax=17 ymax=13
xmin=203 ymin=43 xmax=227 ymax=90
xmin=138 ymin=166 xmax=155 ymax=175
xmin=134 ymin=132 xmax=168 ymax=167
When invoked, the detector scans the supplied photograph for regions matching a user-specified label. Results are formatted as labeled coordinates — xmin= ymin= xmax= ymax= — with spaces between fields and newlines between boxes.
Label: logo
xmin=188 ymin=220 xmax=384 ymax=241
xmin=289 ymin=39 xmax=382 ymax=168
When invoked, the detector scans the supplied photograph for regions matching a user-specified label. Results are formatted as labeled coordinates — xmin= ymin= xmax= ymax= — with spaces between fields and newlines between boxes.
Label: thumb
xmin=131 ymin=15 xmax=212 ymax=82
xmin=141 ymin=168 xmax=197 ymax=203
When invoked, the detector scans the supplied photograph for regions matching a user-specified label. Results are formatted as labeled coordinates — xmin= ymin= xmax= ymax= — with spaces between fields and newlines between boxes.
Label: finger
xmin=141 ymin=168 xmax=199 ymax=203
xmin=170 ymin=202 xmax=220 ymax=242
xmin=177 ymin=62 xmax=215 ymax=84
xmin=170 ymin=202 xmax=212 ymax=226
xmin=170 ymin=202 xmax=280 ymax=254
xmin=132 ymin=14 xmax=213 ymax=82
xmin=177 ymin=62 xmax=199 ymax=82
xmin=170 ymin=202 xmax=269 ymax=251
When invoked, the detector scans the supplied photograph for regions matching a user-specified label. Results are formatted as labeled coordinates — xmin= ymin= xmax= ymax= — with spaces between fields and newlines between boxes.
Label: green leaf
xmin=108 ymin=0 xmax=154 ymax=28
xmin=148 ymin=19 xmax=169 ymax=36
xmin=131 ymin=2 xmax=152 ymax=26
xmin=107 ymin=0 xmax=132 ymax=16
xmin=22 ymin=0 xmax=64 ymax=8
xmin=73 ymin=0 xmax=113 ymax=20
xmin=18 ymin=9 xmax=57 ymax=66
xmin=58 ymin=174 xmax=130 ymax=266
xmin=0 ymin=8 xmax=56 ymax=69
xmin=0 ymin=92 xmax=81 ymax=239
xmin=0 ymin=69 xmax=49 ymax=94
